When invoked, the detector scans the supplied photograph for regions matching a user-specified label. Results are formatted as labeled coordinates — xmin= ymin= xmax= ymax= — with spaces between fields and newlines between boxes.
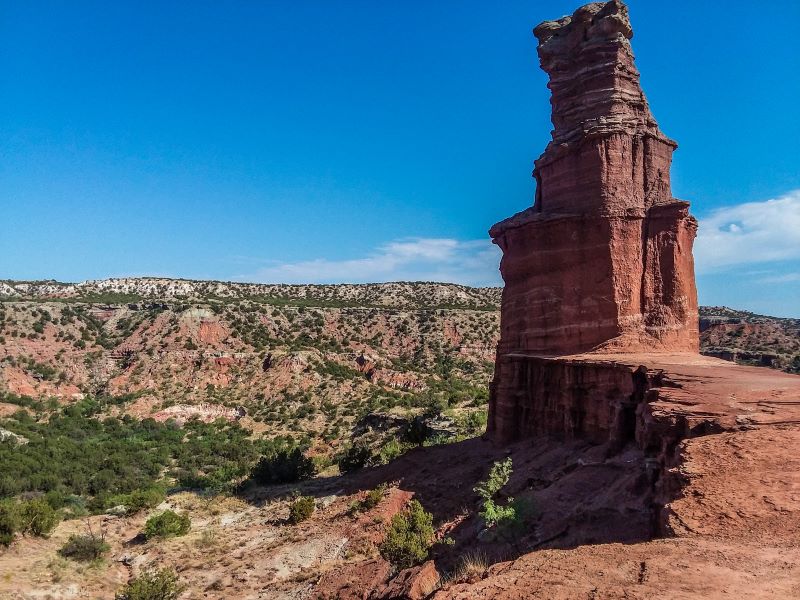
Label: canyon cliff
xmin=470 ymin=5 xmax=800 ymax=598
xmin=488 ymin=0 xmax=701 ymax=444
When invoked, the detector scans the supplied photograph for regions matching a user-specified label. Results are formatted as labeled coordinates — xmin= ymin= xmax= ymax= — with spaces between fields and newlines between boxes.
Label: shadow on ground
xmin=239 ymin=434 xmax=655 ymax=575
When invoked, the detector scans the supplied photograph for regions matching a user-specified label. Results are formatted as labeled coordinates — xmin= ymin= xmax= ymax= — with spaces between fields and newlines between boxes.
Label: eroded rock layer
xmin=449 ymin=354 xmax=800 ymax=599
xmin=490 ymin=0 xmax=698 ymax=357
xmin=471 ymin=4 xmax=800 ymax=597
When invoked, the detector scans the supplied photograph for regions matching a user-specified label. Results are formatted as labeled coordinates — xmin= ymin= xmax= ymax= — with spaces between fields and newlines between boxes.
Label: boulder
xmin=377 ymin=560 xmax=440 ymax=600
xmin=311 ymin=558 xmax=391 ymax=600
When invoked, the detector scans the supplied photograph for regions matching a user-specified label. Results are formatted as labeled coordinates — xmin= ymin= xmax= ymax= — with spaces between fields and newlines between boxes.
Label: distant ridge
xmin=0 ymin=277 xmax=503 ymax=310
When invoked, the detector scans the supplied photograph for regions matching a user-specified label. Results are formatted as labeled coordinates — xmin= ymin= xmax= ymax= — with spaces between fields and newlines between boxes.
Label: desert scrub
xmin=115 ymin=568 xmax=185 ymax=600
xmin=250 ymin=446 xmax=316 ymax=485
xmin=288 ymin=496 xmax=315 ymax=524
xmin=379 ymin=500 xmax=435 ymax=570
xmin=473 ymin=458 xmax=532 ymax=539
xmin=194 ymin=527 xmax=218 ymax=548
xmin=0 ymin=497 xmax=61 ymax=544
xmin=474 ymin=458 xmax=514 ymax=526
xmin=106 ymin=487 xmax=165 ymax=515
xmin=18 ymin=498 xmax=60 ymax=537
xmin=448 ymin=550 xmax=489 ymax=584
xmin=337 ymin=443 xmax=373 ymax=473
xmin=0 ymin=500 xmax=18 ymax=545
xmin=377 ymin=439 xmax=410 ymax=464
xmin=351 ymin=484 xmax=386 ymax=513
xmin=143 ymin=510 xmax=191 ymax=540
xmin=0 ymin=401 xmax=261 ymax=504
xmin=58 ymin=532 xmax=110 ymax=561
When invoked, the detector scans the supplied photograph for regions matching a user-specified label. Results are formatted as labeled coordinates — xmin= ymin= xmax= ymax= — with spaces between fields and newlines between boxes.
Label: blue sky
xmin=1 ymin=1 xmax=799 ymax=316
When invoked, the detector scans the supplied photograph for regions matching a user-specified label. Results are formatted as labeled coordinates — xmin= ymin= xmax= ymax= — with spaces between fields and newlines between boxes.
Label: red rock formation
xmin=490 ymin=0 xmax=698 ymax=358
xmin=469 ymin=11 xmax=800 ymax=599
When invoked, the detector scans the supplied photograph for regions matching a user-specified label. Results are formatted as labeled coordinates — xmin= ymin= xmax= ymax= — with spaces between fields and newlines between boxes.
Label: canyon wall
xmin=483 ymin=10 xmax=800 ymax=582
xmin=489 ymin=0 xmax=698 ymax=359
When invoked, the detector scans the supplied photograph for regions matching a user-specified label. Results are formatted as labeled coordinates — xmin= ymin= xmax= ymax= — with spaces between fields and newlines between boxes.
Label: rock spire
xmin=490 ymin=0 xmax=698 ymax=356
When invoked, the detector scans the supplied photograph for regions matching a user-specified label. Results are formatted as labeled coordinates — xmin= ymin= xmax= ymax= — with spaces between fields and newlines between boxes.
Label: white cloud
xmin=758 ymin=272 xmax=800 ymax=284
xmin=237 ymin=190 xmax=800 ymax=289
xmin=239 ymin=238 xmax=502 ymax=286
xmin=695 ymin=190 xmax=800 ymax=272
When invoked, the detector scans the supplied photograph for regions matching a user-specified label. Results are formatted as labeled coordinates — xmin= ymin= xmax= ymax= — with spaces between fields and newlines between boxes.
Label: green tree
xmin=287 ymin=496 xmax=315 ymax=524
xmin=379 ymin=500 xmax=435 ymax=570
xmin=250 ymin=447 xmax=316 ymax=485
xmin=143 ymin=511 xmax=191 ymax=540
xmin=115 ymin=568 xmax=184 ymax=600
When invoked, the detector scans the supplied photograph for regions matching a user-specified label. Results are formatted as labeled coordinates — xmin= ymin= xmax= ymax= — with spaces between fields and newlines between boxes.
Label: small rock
xmin=317 ymin=494 xmax=338 ymax=509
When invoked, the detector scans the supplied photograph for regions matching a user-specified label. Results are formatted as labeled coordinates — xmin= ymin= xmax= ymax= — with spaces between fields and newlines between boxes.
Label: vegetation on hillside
xmin=379 ymin=499 xmax=436 ymax=570
xmin=115 ymin=568 xmax=184 ymax=600
xmin=0 ymin=397 xmax=276 ymax=510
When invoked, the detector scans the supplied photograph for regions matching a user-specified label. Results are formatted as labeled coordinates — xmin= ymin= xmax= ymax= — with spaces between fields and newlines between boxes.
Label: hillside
xmin=0 ymin=280 xmax=502 ymax=455
xmin=0 ymin=282 xmax=796 ymax=416
xmin=1 ymin=281 xmax=797 ymax=426
xmin=699 ymin=306 xmax=800 ymax=372
xmin=0 ymin=278 xmax=502 ymax=310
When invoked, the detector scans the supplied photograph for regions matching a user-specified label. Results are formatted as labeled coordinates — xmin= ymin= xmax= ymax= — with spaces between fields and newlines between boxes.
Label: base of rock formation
xmin=308 ymin=354 xmax=800 ymax=599
xmin=452 ymin=353 xmax=800 ymax=599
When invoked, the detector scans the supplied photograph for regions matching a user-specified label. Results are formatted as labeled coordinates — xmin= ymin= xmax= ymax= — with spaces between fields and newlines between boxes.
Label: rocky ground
xmin=3 ymin=375 xmax=799 ymax=599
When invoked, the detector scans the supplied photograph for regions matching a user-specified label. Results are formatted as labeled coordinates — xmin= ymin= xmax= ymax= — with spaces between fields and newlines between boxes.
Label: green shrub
xmin=473 ymin=458 xmax=532 ymax=538
xmin=0 ymin=500 xmax=19 ymax=546
xmin=312 ymin=454 xmax=333 ymax=472
xmin=473 ymin=458 xmax=514 ymax=527
xmin=337 ymin=444 xmax=372 ymax=473
xmin=115 ymin=568 xmax=185 ymax=600
xmin=58 ymin=533 xmax=110 ymax=561
xmin=44 ymin=490 xmax=67 ymax=510
xmin=250 ymin=447 xmax=316 ymax=485
xmin=377 ymin=439 xmax=408 ymax=464
xmin=108 ymin=487 xmax=165 ymax=515
xmin=288 ymin=496 xmax=315 ymax=524
xmin=352 ymin=484 xmax=387 ymax=513
xmin=460 ymin=410 xmax=488 ymax=435
xmin=362 ymin=484 xmax=387 ymax=510
xmin=143 ymin=510 xmax=191 ymax=540
xmin=0 ymin=498 xmax=59 ymax=544
xmin=379 ymin=500 xmax=435 ymax=570
xmin=61 ymin=495 xmax=89 ymax=518
xmin=19 ymin=498 xmax=60 ymax=536
xmin=404 ymin=418 xmax=430 ymax=446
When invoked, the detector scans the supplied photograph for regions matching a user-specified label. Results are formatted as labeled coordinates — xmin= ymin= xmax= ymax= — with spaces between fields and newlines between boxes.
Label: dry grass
xmin=194 ymin=527 xmax=219 ymax=549
xmin=447 ymin=550 xmax=490 ymax=584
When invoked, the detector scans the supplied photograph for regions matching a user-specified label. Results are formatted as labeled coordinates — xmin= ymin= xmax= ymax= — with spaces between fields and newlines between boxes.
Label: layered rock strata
xmin=478 ymin=11 xmax=800 ymax=598
xmin=490 ymin=0 xmax=698 ymax=358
